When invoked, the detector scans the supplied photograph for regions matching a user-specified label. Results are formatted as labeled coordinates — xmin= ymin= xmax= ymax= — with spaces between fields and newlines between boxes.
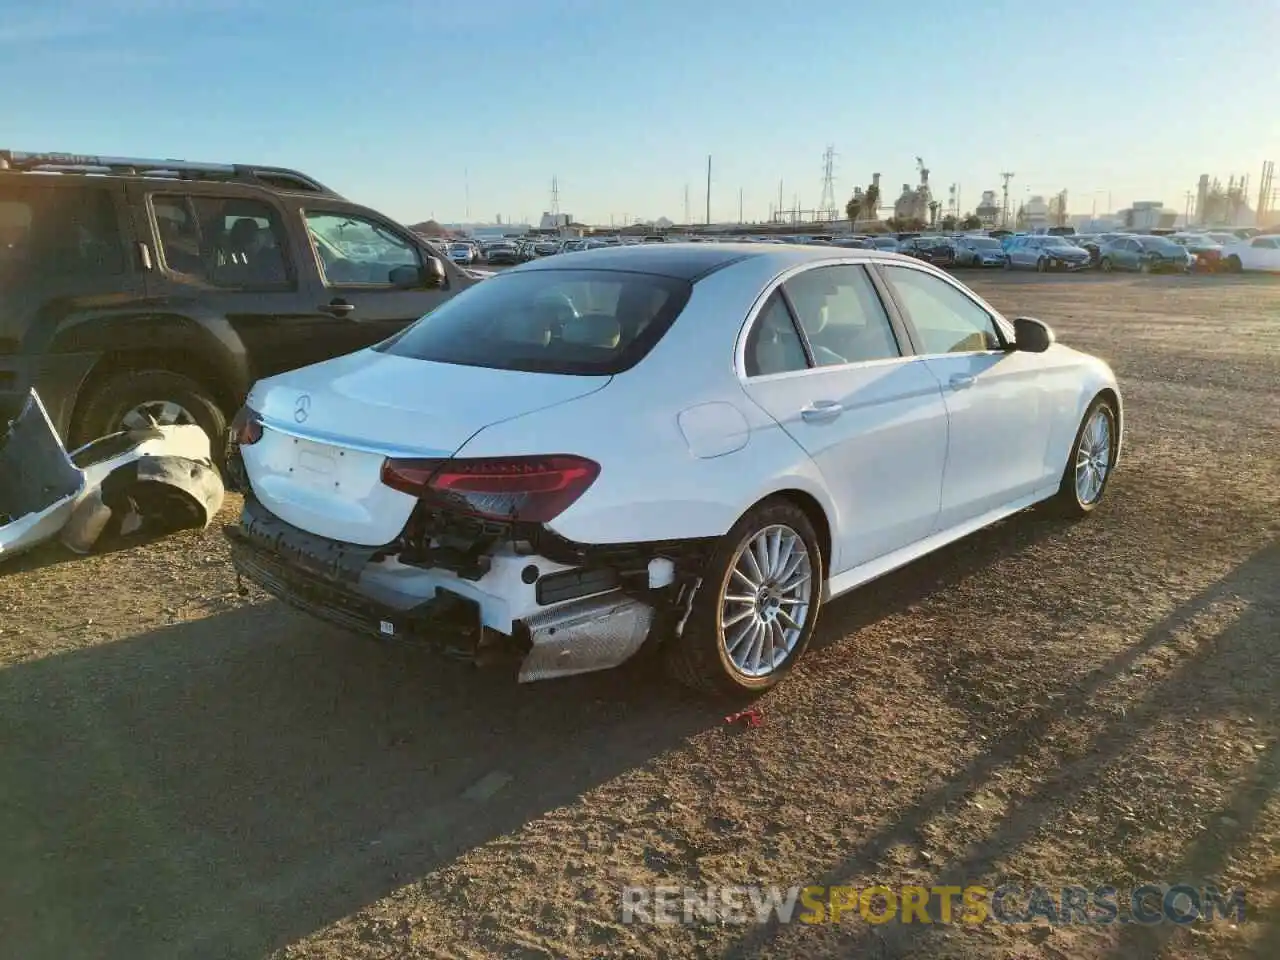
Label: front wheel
xmin=1100 ymin=257 xmax=1113 ymax=273
xmin=1139 ymin=260 xmax=1152 ymax=274
xmin=664 ymin=500 xmax=824 ymax=697
xmin=1050 ymin=396 xmax=1118 ymax=518
xmin=1226 ymin=255 xmax=1242 ymax=273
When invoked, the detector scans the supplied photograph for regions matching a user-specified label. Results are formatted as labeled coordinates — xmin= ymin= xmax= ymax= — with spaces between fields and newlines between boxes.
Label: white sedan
xmin=226 ymin=244 xmax=1122 ymax=696
xmin=1220 ymin=235 xmax=1280 ymax=273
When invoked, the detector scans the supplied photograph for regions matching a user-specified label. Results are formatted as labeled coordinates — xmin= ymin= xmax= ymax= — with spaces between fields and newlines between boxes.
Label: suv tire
xmin=71 ymin=369 xmax=227 ymax=449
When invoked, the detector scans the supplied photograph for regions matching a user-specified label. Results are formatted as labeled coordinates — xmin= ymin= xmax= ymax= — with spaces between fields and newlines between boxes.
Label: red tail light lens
xmin=230 ymin=405 xmax=263 ymax=445
xmin=380 ymin=455 xmax=600 ymax=524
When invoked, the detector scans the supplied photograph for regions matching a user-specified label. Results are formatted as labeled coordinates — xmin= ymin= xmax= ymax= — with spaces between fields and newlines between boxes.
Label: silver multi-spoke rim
xmin=1075 ymin=408 xmax=1113 ymax=505
xmin=121 ymin=400 xmax=197 ymax=431
xmin=720 ymin=524 xmax=813 ymax=678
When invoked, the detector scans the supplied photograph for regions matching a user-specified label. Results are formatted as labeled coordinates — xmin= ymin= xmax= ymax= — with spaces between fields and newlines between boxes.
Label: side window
xmin=152 ymin=194 xmax=292 ymax=289
xmin=0 ymin=184 xmax=124 ymax=285
xmin=745 ymin=290 xmax=809 ymax=377
xmin=881 ymin=265 xmax=1001 ymax=355
xmin=1252 ymin=238 xmax=1276 ymax=249
xmin=783 ymin=265 xmax=900 ymax=366
xmin=305 ymin=211 xmax=421 ymax=286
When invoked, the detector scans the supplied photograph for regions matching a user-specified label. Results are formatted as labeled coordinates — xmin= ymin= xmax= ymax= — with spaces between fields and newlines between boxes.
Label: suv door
xmin=301 ymin=206 xmax=455 ymax=346
xmin=878 ymin=263 xmax=1066 ymax=528
xmin=128 ymin=183 xmax=339 ymax=383
xmin=738 ymin=264 xmax=949 ymax=575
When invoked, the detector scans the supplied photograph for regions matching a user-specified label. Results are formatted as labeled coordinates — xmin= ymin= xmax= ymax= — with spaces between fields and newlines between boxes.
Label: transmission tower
xmin=818 ymin=145 xmax=838 ymax=217
xmin=1258 ymin=160 xmax=1274 ymax=223
xmin=550 ymin=176 xmax=560 ymax=217
xmin=1000 ymin=172 xmax=1015 ymax=227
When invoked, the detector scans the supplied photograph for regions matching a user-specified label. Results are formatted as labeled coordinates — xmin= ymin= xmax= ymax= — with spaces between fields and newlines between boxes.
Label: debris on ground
xmin=0 ymin=388 xmax=224 ymax=562
xmin=725 ymin=706 xmax=764 ymax=728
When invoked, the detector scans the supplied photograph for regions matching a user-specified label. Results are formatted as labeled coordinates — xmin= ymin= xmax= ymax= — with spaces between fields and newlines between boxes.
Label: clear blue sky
xmin=3 ymin=0 xmax=1276 ymax=226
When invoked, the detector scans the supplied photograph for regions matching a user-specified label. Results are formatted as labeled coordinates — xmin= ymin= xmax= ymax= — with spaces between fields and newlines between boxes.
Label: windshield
xmin=1138 ymin=237 xmax=1181 ymax=252
xmin=1043 ymin=236 xmax=1077 ymax=249
xmin=376 ymin=268 xmax=692 ymax=375
xmin=966 ymin=238 xmax=1002 ymax=249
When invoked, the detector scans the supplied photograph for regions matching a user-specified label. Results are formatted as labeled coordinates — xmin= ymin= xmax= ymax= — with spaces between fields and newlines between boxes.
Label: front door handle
xmin=800 ymin=400 xmax=843 ymax=423
xmin=948 ymin=374 xmax=975 ymax=390
xmin=319 ymin=299 xmax=355 ymax=317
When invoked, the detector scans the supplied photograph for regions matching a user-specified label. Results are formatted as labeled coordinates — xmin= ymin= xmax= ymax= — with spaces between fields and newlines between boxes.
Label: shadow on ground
xmin=723 ymin=540 xmax=1280 ymax=959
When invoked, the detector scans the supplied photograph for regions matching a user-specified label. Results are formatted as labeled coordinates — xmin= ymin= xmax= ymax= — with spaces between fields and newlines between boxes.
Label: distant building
xmin=1117 ymin=201 xmax=1177 ymax=231
xmin=975 ymin=190 xmax=1000 ymax=227
xmin=539 ymin=212 xmax=574 ymax=230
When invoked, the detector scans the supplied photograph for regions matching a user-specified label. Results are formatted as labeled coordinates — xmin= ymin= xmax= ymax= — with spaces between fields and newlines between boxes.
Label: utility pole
xmin=819 ymin=145 xmax=837 ymax=218
xmin=464 ymin=167 xmax=470 ymax=221
xmin=684 ymin=184 xmax=690 ymax=224
xmin=706 ymin=155 xmax=712 ymax=225
xmin=1184 ymin=191 xmax=1194 ymax=226
xmin=778 ymin=179 xmax=783 ymax=223
xmin=999 ymin=172 xmax=1014 ymax=228
xmin=739 ymin=187 xmax=744 ymax=224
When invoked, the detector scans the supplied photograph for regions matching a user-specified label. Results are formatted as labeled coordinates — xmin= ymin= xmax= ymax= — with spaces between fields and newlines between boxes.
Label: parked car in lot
xmin=1098 ymin=235 xmax=1192 ymax=273
xmin=1218 ymin=234 xmax=1280 ymax=273
xmin=899 ymin=236 xmax=957 ymax=268
xmin=1006 ymin=235 xmax=1092 ymax=271
xmin=447 ymin=241 xmax=476 ymax=265
xmin=954 ymin=236 xmax=1009 ymax=268
xmin=0 ymin=149 xmax=472 ymax=446
xmin=227 ymin=243 xmax=1123 ymax=696
xmin=1170 ymin=233 xmax=1224 ymax=271
xmin=484 ymin=241 xmax=520 ymax=265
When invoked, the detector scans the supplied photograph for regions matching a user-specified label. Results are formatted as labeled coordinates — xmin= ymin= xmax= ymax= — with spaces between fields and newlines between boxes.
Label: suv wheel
xmin=71 ymin=369 xmax=227 ymax=449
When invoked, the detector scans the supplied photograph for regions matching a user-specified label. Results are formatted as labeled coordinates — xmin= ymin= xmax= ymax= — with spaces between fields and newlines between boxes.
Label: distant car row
xmin=430 ymin=227 xmax=1280 ymax=274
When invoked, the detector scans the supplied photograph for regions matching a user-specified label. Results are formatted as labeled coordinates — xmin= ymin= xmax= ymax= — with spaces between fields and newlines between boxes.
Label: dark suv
xmin=0 ymin=150 xmax=473 ymax=446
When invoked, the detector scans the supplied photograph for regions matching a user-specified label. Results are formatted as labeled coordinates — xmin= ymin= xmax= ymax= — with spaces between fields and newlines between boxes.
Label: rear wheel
xmin=665 ymin=500 xmax=824 ymax=698
xmin=1226 ymin=255 xmax=1242 ymax=273
xmin=71 ymin=368 xmax=227 ymax=450
xmin=1050 ymin=396 xmax=1118 ymax=518
xmin=1036 ymin=257 xmax=1048 ymax=273
xmin=1100 ymin=257 xmax=1113 ymax=273
xmin=1139 ymin=260 xmax=1152 ymax=274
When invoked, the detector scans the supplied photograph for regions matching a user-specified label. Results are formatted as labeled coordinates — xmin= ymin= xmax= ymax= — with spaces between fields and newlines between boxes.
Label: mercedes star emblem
xmin=294 ymin=394 xmax=311 ymax=423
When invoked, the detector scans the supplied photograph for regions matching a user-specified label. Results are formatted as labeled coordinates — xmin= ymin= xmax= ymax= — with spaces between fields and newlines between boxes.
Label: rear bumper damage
xmin=1 ymin=388 xmax=225 ymax=561
xmin=226 ymin=494 xmax=714 ymax=682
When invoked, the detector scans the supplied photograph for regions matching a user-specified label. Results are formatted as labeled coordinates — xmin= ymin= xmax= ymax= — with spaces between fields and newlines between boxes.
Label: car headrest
xmin=562 ymin=314 xmax=621 ymax=349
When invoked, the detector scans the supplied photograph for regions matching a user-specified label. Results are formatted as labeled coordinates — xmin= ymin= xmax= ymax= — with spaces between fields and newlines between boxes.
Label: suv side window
xmin=783 ymin=265 xmax=900 ymax=366
xmin=305 ymin=211 xmax=421 ymax=286
xmin=0 ymin=183 xmax=124 ymax=284
xmin=881 ymin=265 xmax=1001 ymax=354
xmin=151 ymin=194 xmax=292 ymax=289
xmin=745 ymin=290 xmax=809 ymax=376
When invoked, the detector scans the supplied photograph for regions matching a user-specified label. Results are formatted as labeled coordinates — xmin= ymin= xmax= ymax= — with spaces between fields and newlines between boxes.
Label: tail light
xmin=380 ymin=454 xmax=600 ymax=524
xmin=230 ymin=405 xmax=263 ymax=446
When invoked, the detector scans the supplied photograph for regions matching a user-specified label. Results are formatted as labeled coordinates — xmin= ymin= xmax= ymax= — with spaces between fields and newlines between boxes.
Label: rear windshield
xmin=376 ymin=268 xmax=692 ymax=375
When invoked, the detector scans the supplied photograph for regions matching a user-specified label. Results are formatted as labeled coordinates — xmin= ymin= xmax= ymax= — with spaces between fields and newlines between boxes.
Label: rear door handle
xmin=800 ymin=400 xmax=843 ymax=423
xmin=319 ymin=299 xmax=355 ymax=317
xmin=948 ymin=374 xmax=975 ymax=390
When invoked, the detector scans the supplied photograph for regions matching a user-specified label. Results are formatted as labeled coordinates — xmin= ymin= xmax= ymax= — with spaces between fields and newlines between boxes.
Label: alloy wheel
xmin=720 ymin=524 xmax=813 ymax=678
xmin=1075 ymin=407 xmax=1114 ymax=506
xmin=121 ymin=400 xmax=199 ymax=432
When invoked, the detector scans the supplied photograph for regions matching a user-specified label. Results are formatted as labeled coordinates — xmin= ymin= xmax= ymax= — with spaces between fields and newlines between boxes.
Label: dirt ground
xmin=1 ymin=272 xmax=1277 ymax=960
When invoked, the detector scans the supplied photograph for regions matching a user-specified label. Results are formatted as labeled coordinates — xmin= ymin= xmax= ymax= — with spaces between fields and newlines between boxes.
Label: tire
xmin=1100 ymin=257 xmax=1113 ymax=273
xmin=1226 ymin=255 xmax=1242 ymax=273
xmin=1049 ymin=395 xmax=1119 ymax=518
xmin=1139 ymin=260 xmax=1151 ymax=274
xmin=71 ymin=368 xmax=227 ymax=450
xmin=664 ymin=499 xmax=824 ymax=698
xmin=1036 ymin=258 xmax=1048 ymax=273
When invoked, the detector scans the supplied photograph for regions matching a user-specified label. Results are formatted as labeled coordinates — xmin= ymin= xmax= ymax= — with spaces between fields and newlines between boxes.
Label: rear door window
xmin=378 ymin=268 xmax=691 ymax=375
xmin=150 ymin=194 xmax=293 ymax=289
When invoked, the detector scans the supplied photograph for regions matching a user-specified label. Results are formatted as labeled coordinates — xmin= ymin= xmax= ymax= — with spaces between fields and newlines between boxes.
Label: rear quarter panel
xmin=453 ymin=258 xmax=838 ymax=547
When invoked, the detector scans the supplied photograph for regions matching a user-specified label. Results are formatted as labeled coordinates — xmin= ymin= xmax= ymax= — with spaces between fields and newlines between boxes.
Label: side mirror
xmin=1012 ymin=316 xmax=1055 ymax=353
xmin=423 ymin=256 xmax=447 ymax=288
xmin=390 ymin=259 xmax=446 ymax=289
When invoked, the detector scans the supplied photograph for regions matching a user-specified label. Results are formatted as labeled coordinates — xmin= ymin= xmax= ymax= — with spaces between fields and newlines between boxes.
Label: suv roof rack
xmin=0 ymin=150 xmax=342 ymax=198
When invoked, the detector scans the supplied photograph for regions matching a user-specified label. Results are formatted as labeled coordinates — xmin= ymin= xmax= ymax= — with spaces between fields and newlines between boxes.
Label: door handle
xmin=948 ymin=374 xmax=975 ymax=390
xmin=800 ymin=400 xmax=843 ymax=423
xmin=319 ymin=300 xmax=355 ymax=317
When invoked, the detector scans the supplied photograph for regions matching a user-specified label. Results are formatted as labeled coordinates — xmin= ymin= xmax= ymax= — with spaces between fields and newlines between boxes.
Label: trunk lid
xmin=241 ymin=350 xmax=610 ymax=545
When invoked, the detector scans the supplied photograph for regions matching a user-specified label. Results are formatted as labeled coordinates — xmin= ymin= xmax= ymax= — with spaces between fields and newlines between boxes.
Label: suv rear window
xmin=376 ymin=268 xmax=691 ymax=375
xmin=0 ymin=183 xmax=124 ymax=284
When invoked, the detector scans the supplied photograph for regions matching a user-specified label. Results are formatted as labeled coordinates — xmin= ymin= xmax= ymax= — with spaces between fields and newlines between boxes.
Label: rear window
xmin=376 ymin=268 xmax=692 ymax=375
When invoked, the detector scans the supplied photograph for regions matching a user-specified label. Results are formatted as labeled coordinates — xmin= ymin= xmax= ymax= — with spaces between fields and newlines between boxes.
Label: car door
xmin=300 ymin=207 xmax=454 ymax=353
xmin=737 ymin=264 xmax=949 ymax=574
xmin=1119 ymin=238 xmax=1143 ymax=270
xmin=878 ymin=263 xmax=1058 ymax=530
xmin=1245 ymin=236 xmax=1280 ymax=270
xmin=128 ymin=184 xmax=344 ymax=381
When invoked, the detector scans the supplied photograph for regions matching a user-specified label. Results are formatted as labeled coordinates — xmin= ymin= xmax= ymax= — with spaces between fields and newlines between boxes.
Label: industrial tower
xmin=818 ymin=145 xmax=838 ymax=218
xmin=1000 ymin=171 xmax=1015 ymax=227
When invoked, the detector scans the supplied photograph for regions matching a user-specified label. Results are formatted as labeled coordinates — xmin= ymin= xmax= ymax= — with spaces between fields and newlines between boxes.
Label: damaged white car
xmin=226 ymin=244 xmax=1122 ymax=695
xmin=1 ymin=390 xmax=224 ymax=561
